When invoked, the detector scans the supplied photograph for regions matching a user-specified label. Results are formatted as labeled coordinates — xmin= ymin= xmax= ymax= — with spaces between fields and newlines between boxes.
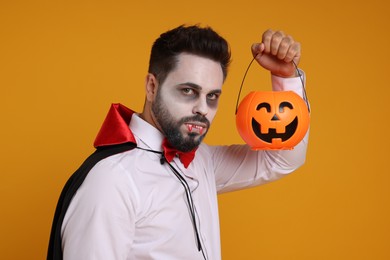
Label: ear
xmin=145 ymin=73 xmax=159 ymax=102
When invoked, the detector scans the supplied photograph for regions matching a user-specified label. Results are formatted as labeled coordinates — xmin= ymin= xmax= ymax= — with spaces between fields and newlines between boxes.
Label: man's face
xmin=151 ymin=53 xmax=224 ymax=152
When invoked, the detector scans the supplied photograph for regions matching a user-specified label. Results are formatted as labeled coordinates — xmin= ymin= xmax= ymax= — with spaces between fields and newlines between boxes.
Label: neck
xmin=140 ymin=102 xmax=160 ymax=131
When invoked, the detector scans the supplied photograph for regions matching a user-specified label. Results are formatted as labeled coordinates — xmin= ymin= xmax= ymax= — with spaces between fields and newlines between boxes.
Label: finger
xmin=251 ymin=43 xmax=264 ymax=58
xmin=261 ymin=29 xmax=274 ymax=53
xmin=284 ymin=42 xmax=301 ymax=63
xmin=270 ymin=31 xmax=285 ymax=55
xmin=276 ymin=35 xmax=294 ymax=60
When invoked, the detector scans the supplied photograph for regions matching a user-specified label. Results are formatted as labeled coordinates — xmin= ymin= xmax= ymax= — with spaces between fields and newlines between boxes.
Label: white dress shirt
xmin=61 ymin=73 xmax=309 ymax=260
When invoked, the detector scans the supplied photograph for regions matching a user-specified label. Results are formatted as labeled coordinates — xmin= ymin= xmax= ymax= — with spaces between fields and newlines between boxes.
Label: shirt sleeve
xmin=271 ymin=69 xmax=305 ymax=93
xmin=212 ymin=71 xmax=310 ymax=193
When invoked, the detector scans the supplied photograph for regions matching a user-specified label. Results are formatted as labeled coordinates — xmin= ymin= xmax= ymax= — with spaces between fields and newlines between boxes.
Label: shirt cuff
xmin=271 ymin=69 xmax=306 ymax=98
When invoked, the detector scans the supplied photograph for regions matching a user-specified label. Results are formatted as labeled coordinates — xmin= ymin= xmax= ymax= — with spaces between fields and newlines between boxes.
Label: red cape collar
xmin=94 ymin=103 xmax=137 ymax=147
xmin=94 ymin=103 xmax=198 ymax=169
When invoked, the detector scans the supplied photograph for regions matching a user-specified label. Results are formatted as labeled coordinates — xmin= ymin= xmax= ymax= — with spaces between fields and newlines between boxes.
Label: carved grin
xmin=251 ymin=117 xmax=298 ymax=143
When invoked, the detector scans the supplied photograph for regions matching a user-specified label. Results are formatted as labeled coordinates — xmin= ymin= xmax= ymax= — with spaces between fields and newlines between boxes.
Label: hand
xmin=251 ymin=29 xmax=301 ymax=78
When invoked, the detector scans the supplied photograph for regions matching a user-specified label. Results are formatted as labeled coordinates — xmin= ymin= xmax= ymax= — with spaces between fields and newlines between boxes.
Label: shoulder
xmin=75 ymin=150 xmax=142 ymax=206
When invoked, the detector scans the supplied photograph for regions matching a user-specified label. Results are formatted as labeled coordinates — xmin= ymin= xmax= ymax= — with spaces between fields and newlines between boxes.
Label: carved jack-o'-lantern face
xmin=236 ymin=91 xmax=310 ymax=150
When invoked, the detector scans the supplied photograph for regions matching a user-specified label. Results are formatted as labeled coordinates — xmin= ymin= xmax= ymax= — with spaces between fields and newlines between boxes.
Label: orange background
xmin=1 ymin=0 xmax=389 ymax=259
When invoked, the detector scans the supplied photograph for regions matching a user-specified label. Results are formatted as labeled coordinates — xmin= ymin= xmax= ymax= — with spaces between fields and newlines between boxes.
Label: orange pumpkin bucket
xmin=236 ymin=90 xmax=309 ymax=150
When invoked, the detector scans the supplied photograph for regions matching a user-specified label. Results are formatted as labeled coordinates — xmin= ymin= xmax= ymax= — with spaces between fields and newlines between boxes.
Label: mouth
xmin=185 ymin=123 xmax=207 ymax=135
xmin=251 ymin=117 xmax=298 ymax=143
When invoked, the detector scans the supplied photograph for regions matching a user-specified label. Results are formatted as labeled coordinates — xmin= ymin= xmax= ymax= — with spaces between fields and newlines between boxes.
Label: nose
xmin=271 ymin=114 xmax=280 ymax=121
xmin=193 ymin=98 xmax=208 ymax=116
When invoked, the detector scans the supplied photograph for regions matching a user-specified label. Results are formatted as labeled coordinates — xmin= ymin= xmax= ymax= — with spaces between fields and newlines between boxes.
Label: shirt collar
xmin=130 ymin=114 xmax=165 ymax=152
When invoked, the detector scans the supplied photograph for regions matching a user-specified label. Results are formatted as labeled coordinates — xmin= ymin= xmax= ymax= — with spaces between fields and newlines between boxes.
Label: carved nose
xmin=271 ymin=114 xmax=280 ymax=121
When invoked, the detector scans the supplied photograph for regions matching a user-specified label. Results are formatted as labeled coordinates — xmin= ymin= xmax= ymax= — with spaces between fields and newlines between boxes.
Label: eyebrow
xmin=177 ymin=82 xmax=222 ymax=95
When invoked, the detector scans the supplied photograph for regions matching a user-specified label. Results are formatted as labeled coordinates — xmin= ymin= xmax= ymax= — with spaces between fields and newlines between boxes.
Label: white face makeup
xmin=151 ymin=53 xmax=224 ymax=151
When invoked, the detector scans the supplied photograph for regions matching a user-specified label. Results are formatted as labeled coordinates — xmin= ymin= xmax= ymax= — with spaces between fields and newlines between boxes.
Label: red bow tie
xmin=162 ymin=139 xmax=197 ymax=168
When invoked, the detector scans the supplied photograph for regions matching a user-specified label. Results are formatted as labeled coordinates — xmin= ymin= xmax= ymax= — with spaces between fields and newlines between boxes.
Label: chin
xmin=190 ymin=133 xmax=207 ymax=145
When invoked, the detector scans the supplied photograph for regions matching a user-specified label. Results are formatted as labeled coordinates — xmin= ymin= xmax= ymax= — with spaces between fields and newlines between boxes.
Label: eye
xmin=207 ymin=92 xmax=220 ymax=101
xmin=256 ymin=102 xmax=271 ymax=112
xmin=182 ymin=88 xmax=195 ymax=95
xmin=279 ymin=101 xmax=293 ymax=112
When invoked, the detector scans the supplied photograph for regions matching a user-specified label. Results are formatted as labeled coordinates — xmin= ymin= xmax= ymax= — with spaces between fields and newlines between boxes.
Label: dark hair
xmin=148 ymin=24 xmax=231 ymax=85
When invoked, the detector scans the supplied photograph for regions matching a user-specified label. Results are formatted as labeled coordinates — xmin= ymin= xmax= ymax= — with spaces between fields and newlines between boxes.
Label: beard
xmin=152 ymin=92 xmax=210 ymax=152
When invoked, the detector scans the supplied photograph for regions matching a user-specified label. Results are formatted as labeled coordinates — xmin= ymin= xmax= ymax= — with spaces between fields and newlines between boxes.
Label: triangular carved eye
xmin=256 ymin=102 xmax=271 ymax=112
xmin=279 ymin=101 xmax=293 ymax=112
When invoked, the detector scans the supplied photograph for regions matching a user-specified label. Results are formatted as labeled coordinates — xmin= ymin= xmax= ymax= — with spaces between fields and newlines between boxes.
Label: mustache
xmin=179 ymin=114 xmax=210 ymax=128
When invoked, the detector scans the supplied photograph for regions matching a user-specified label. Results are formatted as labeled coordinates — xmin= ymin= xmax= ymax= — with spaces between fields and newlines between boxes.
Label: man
xmin=48 ymin=24 xmax=309 ymax=260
